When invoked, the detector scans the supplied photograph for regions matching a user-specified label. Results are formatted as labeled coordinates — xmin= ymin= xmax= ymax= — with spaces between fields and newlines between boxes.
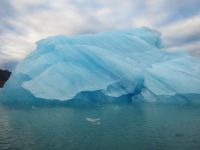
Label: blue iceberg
xmin=2 ymin=28 xmax=200 ymax=105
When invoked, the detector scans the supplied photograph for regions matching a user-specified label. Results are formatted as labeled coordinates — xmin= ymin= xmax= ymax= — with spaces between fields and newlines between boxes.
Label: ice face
xmin=2 ymin=27 xmax=200 ymax=104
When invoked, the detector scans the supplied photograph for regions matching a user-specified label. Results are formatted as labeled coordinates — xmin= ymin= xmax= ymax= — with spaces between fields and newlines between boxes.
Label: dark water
xmin=0 ymin=103 xmax=200 ymax=150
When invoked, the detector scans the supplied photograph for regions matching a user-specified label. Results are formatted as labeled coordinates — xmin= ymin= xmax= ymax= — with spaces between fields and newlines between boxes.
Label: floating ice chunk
xmin=86 ymin=118 xmax=101 ymax=125
xmin=2 ymin=27 xmax=200 ymax=104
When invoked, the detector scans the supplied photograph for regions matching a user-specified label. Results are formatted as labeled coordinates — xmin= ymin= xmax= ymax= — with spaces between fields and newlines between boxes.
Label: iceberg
xmin=2 ymin=27 xmax=200 ymax=105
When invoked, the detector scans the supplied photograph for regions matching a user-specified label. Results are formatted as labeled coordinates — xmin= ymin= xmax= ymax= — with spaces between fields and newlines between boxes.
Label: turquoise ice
xmin=2 ymin=28 xmax=200 ymax=104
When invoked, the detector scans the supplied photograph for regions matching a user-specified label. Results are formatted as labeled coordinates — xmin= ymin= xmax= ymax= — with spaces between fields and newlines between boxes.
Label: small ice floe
xmin=113 ymin=105 xmax=121 ymax=110
xmin=86 ymin=117 xmax=101 ymax=125
xmin=31 ymin=106 xmax=36 ymax=109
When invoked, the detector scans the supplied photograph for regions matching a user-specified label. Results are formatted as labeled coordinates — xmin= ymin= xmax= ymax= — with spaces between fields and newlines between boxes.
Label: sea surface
xmin=0 ymin=102 xmax=200 ymax=150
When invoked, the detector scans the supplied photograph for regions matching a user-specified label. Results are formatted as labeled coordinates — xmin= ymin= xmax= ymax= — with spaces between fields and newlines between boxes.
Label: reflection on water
xmin=0 ymin=103 xmax=200 ymax=150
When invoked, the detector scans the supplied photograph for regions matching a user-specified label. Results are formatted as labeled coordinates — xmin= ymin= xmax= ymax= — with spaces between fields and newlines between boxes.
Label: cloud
xmin=160 ymin=14 xmax=200 ymax=48
xmin=0 ymin=0 xmax=200 ymax=70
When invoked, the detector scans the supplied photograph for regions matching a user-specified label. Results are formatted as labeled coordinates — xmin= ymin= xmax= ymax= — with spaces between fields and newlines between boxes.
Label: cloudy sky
xmin=0 ymin=0 xmax=200 ymax=70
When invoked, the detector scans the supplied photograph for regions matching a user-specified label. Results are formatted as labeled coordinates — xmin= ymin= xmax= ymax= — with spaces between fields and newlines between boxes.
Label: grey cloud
xmin=0 ymin=0 xmax=200 ymax=70
xmin=0 ymin=0 xmax=16 ymax=18
xmin=0 ymin=59 xmax=18 ymax=71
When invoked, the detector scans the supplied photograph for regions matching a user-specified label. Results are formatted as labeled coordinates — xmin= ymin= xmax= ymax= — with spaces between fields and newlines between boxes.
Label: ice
xmin=2 ymin=27 xmax=200 ymax=104
xmin=86 ymin=118 xmax=101 ymax=125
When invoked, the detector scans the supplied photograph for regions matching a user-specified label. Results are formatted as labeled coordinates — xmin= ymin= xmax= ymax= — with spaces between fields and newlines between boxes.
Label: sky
xmin=0 ymin=0 xmax=200 ymax=70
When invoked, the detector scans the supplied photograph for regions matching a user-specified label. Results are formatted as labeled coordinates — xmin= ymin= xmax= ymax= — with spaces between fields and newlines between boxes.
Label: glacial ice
xmin=2 ymin=27 xmax=200 ymax=105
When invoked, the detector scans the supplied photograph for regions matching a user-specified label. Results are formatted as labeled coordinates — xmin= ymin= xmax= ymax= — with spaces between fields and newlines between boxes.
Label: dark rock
xmin=0 ymin=69 xmax=11 ymax=88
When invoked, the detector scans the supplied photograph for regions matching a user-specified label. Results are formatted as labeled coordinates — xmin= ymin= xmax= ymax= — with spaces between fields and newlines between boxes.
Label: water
xmin=0 ymin=103 xmax=200 ymax=150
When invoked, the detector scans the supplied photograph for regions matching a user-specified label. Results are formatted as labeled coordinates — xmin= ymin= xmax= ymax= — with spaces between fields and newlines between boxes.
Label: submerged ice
xmin=2 ymin=28 xmax=200 ymax=104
